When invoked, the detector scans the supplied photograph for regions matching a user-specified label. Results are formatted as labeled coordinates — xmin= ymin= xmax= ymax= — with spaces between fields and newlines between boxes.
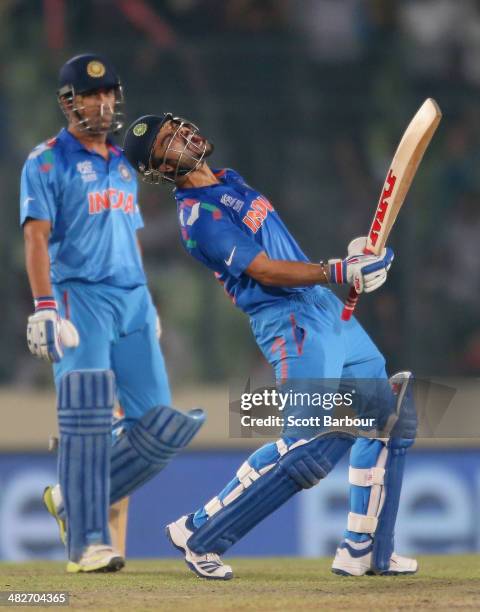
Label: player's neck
xmin=68 ymin=125 xmax=110 ymax=160
xmin=176 ymin=163 xmax=220 ymax=189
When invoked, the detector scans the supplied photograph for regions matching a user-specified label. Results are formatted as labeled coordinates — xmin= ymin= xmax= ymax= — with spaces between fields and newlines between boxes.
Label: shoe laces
xmin=204 ymin=552 xmax=222 ymax=565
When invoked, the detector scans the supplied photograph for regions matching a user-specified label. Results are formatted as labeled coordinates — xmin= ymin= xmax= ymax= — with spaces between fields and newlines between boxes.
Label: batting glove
xmin=27 ymin=296 xmax=80 ymax=363
xmin=328 ymin=245 xmax=394 ymax=294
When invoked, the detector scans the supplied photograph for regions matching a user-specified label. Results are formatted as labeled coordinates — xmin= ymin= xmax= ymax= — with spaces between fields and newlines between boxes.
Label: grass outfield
xmin=0 ymin=556 xmax=479 ymax=611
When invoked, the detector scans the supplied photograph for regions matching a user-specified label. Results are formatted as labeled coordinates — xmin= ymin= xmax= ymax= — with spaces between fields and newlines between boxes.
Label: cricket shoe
xmin=166 ymin=514 xmax=233 ymax=580
xmin=331 ymin=539 xmax=418 ymax=576
xmin=43 ymin=485 xmax=67 ymax=545
xmin=66 ymin=544 xmax=125 ymax=573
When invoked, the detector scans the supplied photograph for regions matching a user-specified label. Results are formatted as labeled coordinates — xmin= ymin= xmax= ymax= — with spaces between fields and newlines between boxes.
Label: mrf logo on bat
xmin=368 ymin=170 xmax=397 ymax=248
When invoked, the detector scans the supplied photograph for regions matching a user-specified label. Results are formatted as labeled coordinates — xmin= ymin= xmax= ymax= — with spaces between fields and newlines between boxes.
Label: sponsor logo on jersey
xmin=77 ymin=160 xmax=97 ymax=183
xmin=242 ymin=196 xmax=274 ymax=233
xmin=224 ymin=246 xmax=236 ymax=266
xmin=220 ymin=193 xmax=244 ymax=212
xmin=88 ymin=189 xmax=136 ymax=215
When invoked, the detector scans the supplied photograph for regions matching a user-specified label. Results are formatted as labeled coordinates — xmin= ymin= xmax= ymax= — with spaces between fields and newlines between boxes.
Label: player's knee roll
xmin=281 ymin=433 xmax=355 ymax=488
xmin=109 ymin=405 xmax=205 ymax=504
xmin=128 ymin=405 xmax=205 ymax=464
xmin=382 ymin=371 xmax=417 ymax=442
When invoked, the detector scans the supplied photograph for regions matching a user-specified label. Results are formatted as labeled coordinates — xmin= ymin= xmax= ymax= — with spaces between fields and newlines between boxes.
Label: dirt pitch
xmin=0 ymin=556 xmax=479 ymax=611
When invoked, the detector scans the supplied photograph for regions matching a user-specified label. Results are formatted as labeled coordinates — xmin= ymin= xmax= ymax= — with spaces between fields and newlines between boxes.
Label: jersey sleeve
xmin=186 ymin=203 xmax=263 ymax=278
xmin=19 ymin=152 xmax=58 ymax=227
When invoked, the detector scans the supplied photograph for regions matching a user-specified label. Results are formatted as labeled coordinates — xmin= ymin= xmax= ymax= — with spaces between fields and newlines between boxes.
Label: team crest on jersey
xmin=77 ymin=160 xmax=97 ymax=182
xmin=242 ymin=196 xmax=274 ymax=233
xmin=118 ymin=163 xmax=132 ymax=181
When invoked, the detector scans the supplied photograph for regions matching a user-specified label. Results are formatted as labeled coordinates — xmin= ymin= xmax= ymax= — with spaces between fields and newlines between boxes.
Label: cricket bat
xmin=109 ymin=497 xmax=129 ymax=557
xmin=341 ymin=98 xmax=442 ymax=321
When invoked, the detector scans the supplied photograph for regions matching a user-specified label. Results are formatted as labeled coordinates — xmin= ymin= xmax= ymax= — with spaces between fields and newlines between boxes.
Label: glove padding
xmin=27 ymin=310 xmax=80 ymax=363
xmin=329 ymin=236 xmax=394 ymax=294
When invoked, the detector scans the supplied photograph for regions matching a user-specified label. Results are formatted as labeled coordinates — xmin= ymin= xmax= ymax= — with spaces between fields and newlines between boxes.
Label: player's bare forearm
xmin=246 ymin=252 xmax=329 ymax=287
xmin=23 ymin=219 xmax=53 ymax=297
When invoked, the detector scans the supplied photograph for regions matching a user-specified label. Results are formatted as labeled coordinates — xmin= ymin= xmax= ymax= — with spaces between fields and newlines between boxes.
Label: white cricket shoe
xmin=166 ymin=514 xmax=233 ymax=580
xmin=331 ymin=539 xmax=418 ymax=576
xmin=66 ymin=544 xmax=125 ymax=574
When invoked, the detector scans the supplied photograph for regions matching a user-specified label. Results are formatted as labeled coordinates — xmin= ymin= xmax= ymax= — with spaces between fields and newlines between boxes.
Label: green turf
xmin=0 ymin=556 xmax=479 ymax=611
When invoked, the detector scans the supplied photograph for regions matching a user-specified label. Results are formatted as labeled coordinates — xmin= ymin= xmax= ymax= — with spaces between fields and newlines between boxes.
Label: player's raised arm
xmin=245 ymin=238 xmax=394 ymax=293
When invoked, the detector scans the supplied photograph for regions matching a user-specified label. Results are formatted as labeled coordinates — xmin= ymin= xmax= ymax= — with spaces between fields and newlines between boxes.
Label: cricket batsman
xmin=123 ymin=113 xmax=418 ymax=579
xmin=20 ymin=56 xmax=204 ymax=573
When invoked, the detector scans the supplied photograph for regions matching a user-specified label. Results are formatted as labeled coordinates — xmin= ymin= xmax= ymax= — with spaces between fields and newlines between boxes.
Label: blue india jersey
xmin=20 ymin=128 xmax=146 ymax=288
xmin=175 ymin=168 xmax=327 ymax=315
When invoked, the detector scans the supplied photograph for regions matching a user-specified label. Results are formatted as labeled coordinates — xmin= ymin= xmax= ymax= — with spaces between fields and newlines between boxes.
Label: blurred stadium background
xmin=0 ymin=0 xmax=479 ymax=562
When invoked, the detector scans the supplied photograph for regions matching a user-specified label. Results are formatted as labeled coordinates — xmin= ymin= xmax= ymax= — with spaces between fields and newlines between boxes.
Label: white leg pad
xmin=348 ymin=444 xmax=389 ymax=535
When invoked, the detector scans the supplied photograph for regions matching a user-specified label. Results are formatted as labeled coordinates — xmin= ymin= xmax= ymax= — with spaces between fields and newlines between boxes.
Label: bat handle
xmin=341 ymin=287 xmax=359 ymax=321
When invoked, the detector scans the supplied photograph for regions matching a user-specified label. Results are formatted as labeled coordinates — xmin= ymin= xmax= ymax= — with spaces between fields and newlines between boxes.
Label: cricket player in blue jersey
xmin=20 ymin=57 xmax=204 ymax=573
xmin=123 ymin=113 xmax=417 ymax=580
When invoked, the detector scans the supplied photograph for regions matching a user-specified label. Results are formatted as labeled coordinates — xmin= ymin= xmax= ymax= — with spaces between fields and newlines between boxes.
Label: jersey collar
xmin=175 ymin=168 xmax=226 ymax=198
xmin=57 ymin=128 xmax=121 ymax=157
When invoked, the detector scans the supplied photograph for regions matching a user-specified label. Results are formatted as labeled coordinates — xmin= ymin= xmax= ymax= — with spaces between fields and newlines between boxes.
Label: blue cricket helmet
xmin=124 ymin=113 xmax=210 ymax=184
xmin=58 ymin=53 xmax=121 ymax=97
xmin=57 ymin=53 xmax=124 ymax=133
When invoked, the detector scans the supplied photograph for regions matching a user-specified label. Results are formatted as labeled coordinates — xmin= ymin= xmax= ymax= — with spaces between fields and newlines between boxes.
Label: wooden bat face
xmin=366 ymin=98 xmax=442 ymax=255
xmin=341 ymin=98 xmax=441 ymax=320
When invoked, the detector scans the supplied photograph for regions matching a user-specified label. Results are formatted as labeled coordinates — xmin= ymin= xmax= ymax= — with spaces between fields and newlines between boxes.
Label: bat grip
xmin=341 ymin=287 xmax=359 ymax=321
xmin=341 ymin=245 xmax=373 ymax=321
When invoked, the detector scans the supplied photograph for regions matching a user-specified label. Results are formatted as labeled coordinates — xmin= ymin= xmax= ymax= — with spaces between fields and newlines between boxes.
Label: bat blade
xmin=341 ymin=98 xmax=442 ymax=320
xmin=367 ymin=98 xmax=442 ymax=255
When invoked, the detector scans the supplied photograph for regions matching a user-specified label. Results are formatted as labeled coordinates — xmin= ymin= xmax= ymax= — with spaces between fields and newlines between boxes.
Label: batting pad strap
xmin=276 ymin=439 xmax=289 ymax=456
xmin=205 ymin=497 xmax=223 ymax=517
xmin=348 ymin=512 xmax=378 ymax=534
xmin=349 ymin=466 xmax=385 ymax=487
